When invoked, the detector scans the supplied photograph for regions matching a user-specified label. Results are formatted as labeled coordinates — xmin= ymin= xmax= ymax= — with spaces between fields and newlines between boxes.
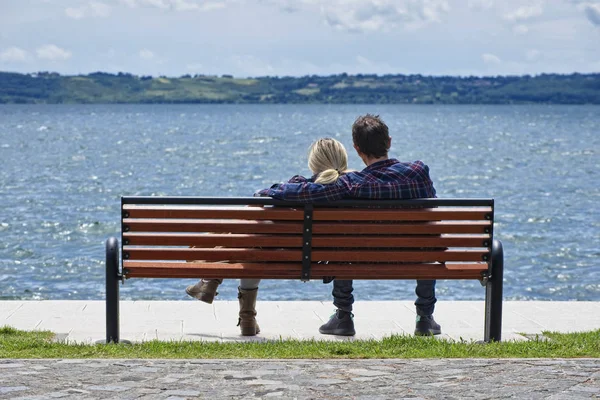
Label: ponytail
xmin=314 ymin=168 xmax=341 ymax=184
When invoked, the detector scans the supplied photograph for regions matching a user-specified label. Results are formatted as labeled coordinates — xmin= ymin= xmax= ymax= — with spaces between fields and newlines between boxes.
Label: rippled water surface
xmin=0 ymin=104 xmax=598 ymax=301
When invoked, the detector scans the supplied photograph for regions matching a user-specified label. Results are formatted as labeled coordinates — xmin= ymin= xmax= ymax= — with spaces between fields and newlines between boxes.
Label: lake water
xmin=0 ymin=104 xmax=598 ymax=302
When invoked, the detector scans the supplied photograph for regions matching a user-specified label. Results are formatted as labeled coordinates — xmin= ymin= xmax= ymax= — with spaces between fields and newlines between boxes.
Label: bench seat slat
xmin=123 ymin=261 xmax=487 ymax=280
xmin=123 ymin=219 xmax=491 ymax=234
xmin=123 ymin=247 xmax=488 ymax=262
xmin=123 ymin=233 xmax=490 ymax=248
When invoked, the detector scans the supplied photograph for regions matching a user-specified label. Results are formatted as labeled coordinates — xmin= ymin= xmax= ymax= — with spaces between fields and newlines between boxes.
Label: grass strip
xmin=1 ymin=326 xmax=599 ymax=359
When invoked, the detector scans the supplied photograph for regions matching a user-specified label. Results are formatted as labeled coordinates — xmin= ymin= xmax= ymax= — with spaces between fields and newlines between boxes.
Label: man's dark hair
xmin=351 ymin=114 xmax=390 ymax=158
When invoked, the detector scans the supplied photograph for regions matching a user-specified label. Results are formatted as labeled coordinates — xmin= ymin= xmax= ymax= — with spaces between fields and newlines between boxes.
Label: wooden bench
xmin=105 ymin=196 xmax=504 ymax=343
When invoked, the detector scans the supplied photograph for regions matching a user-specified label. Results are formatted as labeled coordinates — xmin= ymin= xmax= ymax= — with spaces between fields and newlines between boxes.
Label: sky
xmin=0 ymin=0 xmax=599 ymax=77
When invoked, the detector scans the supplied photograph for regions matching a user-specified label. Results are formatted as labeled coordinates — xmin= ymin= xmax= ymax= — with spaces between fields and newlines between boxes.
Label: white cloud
xmin=513 ymin=24 xmax=529 ymax=34
xmin=119 ymin=0 xmax=139 ymax=7
xmin=503 ymin=3 xmax=543 ymax=22
xmin=584 ymin=3 xmax=600 ymax=26
xmin=120 ymin=0 xmax=226 ymax=11
xmin=90 ymin=1 xmax=112 ymax=16
xmin=121 ymin=0 xmax=167 ymax=8
xmin=320 ymin=0 xmax=450 ymax=33
xmin=139 ymin=49 xmax=155 ymax=59
xmin=36 ymin=45 xmax=72 ymax=61
xmin=0 ymin=46 xmax=29 ymax=63
xmin=65 ymin=1 xmax=111 ymax=19
xmin=467 ymin=0 xmax=493 ymax=10
xmin=65 ymin=7 xmax=85 ymax=19
xmin=174 ymin=0 xmax=225 ymax=11
xmin=482 ymin=53 xmax=501 ymax=64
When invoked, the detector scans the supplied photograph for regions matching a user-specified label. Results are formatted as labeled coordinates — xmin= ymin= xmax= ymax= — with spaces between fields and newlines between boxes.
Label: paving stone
xmin=347 ymin=368 xmax=391 ymax=377
xmin=163 ymin=389 xmax=202 ymax=396
xmin=86 ymin=384 xmax=132 ymax=392
xmin=0 ymin=363 xmax=24 ymax=369
xmin=0 ymin=386 xmax=28 ymax=394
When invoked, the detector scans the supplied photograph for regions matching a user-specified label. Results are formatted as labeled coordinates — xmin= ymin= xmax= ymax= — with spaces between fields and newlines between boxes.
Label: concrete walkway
xmin=1 ymin=300 xmax=599 ymax=343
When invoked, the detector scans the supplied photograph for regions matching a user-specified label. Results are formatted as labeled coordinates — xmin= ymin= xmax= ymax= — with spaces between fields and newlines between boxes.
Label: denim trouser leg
xmin=333 ymin=279 xmax=435 ymax=315
xmin=415 ymin=279 xmax=437 ymax=316
xmin=239 ymin=279 xmax=261 ymax=290
xmin=332 ymin=279 xmax=354 ymax=312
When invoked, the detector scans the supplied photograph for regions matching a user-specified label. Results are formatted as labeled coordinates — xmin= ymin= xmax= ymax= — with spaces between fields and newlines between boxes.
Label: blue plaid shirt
xmin=256 ymin=159 xmax=436 ymax=202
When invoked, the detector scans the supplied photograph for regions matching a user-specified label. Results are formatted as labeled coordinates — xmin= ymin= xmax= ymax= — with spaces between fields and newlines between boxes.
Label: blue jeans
xmin=332 ymin=279 xmax=437 ymax=316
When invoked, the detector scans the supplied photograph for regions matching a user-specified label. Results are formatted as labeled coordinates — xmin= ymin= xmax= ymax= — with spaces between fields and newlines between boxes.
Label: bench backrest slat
xmin=123 ymin=220 xmax=491 ymax=234
xmin=313 ymin=208 xmax=492 ymax=221
xmin=123 ymin=248 xmax=488 ymax=262
xmin=123 ymin=205 xmax=492 ymax=222
xmin=124 ymin=205 xmax=305 ymax=220
xmin=123 ymin=233 xmax=489 ymax=248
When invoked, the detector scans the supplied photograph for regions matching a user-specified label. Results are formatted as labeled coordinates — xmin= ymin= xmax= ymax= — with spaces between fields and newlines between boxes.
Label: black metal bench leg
xmin=105 ymin=237 xmax=120 ymax=344
xmin=484 ymin=239 xmax=504 ymax=342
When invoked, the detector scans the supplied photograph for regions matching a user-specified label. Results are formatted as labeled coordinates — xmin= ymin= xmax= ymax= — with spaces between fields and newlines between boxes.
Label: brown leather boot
xmin=185 ymin=279 xmax=222 ymax=304
xmin=237 ymin=287 xmax=260 ymax=336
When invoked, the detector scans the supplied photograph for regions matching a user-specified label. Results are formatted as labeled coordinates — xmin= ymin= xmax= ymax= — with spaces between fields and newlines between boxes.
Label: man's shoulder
xmin=370 ymin=159 xmax=430 ymax=176
xmin=388 ymin=159 xmax=428 ymax=169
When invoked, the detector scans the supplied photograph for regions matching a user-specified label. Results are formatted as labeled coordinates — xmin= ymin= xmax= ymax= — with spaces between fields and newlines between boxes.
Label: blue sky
xmin=1 ymin=0 xmax=599 ymax=77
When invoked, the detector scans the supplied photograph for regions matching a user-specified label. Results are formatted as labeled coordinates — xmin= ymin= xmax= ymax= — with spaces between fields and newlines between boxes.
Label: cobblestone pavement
xmin=0 ymin=359 xmax=598 ymax=399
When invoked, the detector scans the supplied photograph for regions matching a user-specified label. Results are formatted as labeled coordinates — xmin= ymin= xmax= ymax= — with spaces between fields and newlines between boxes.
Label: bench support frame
xmin=105 ymin=236 xmax=122 ymax=343
xmin=301 ymin=204 xmax=314 ymax=281
xmin=484 ymin=239 xmax=504 ymax=342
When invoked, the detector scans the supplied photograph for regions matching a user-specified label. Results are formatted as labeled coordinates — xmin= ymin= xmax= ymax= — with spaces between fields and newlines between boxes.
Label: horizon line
xmin=2 ymin=70 xmax=599 ymax=80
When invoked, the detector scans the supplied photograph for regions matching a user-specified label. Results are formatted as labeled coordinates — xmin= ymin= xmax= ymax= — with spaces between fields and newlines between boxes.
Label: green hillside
xmin=1 ymin=71 xmax=599 ymax=104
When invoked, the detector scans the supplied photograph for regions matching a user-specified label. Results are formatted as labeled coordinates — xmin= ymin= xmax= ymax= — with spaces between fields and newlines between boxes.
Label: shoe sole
xmin=414 ymin=329 xmax=442 ymax=336
xmin=239 ymin=322 xmax=260 ymax=336
xmin=240 ymin=327 xmax=261 ymax=336
xmin=319 ymin=328 xmax=356 ymax=336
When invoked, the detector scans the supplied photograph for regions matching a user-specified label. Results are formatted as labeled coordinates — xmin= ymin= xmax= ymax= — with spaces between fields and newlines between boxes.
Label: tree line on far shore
xmin=1 ymin=71 xmax=599 ymax=104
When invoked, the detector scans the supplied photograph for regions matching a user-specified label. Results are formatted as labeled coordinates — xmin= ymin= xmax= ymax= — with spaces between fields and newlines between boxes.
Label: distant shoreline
xmin=1 ymin=71 xmax=599 ymax=105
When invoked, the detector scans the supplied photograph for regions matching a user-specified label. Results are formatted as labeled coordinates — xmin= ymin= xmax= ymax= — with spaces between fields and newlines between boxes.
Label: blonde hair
xmin=308 ymin=138 xmax=349 ymax=184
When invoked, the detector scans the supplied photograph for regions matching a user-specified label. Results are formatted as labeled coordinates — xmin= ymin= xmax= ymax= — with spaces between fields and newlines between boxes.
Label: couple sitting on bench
xmin=185 ymin=114 xmax=441 ymax=338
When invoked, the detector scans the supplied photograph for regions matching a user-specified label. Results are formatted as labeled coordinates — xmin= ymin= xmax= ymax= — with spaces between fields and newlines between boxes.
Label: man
xmin=256 ymin=114 xmax=441 ymax=337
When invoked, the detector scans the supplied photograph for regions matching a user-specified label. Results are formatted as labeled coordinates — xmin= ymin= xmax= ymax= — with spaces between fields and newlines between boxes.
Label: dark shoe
xmin=414 ymin=315 xmax=442 ymax=336
xmin=185 ymin=279 xmax=222 ymax=304
xmin=319 ymin=310 xmax=355 ymax=336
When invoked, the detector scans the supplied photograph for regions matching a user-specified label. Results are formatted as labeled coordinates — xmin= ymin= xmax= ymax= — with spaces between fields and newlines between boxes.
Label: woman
xmin=185 ymin=138 xmax=351 ymax=335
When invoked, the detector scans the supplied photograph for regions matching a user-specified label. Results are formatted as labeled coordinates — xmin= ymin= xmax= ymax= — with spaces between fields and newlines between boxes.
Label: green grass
xmin=1 ymin=326 xmax=599 ymax=359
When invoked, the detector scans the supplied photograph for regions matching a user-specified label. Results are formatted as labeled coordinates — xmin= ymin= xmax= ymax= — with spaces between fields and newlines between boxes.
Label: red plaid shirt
xmin=256 ymin=159 xmax=436 ymax=202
